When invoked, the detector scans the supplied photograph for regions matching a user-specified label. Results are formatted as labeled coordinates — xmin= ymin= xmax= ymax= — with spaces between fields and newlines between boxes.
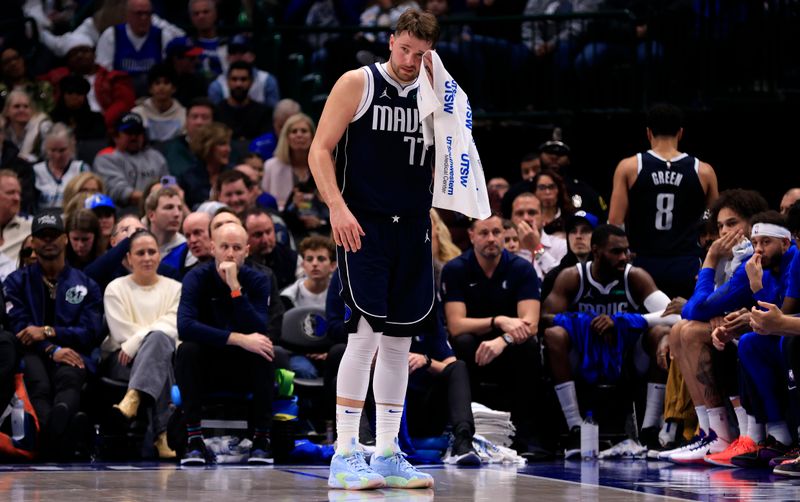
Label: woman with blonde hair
xmin=430 ymin=208 xmax=462 ymax=288
xmin=62 ymin=172 xmax=105 ymax=211
xmin=181 ymin=122 xmax=232 ymax=209
xmin=261 ymin=113 xmax=315 ymax=211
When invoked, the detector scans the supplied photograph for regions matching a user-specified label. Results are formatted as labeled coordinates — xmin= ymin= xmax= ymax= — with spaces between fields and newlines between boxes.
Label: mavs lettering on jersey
xmin=572 ymin=261 xmax=640 ymax=315
xmin=336 ymin=64 xmax=433 ymax=216
xmin=371 ymin=106 xmax=420 ymax=133
xmin=627 ymin=150 xmax=705 ymax=257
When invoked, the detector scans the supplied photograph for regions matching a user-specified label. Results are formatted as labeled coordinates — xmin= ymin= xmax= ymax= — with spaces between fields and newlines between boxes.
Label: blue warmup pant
xmin=738 ymin=332 xmax=788 ymax=423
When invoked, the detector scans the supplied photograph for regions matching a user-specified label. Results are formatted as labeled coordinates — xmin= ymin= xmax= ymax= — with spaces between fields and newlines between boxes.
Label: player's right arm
xmin=607 ymin=156 xmax=636 ymax=226
xmin=542 ymin=267 xmax=578 ymax=316
xmin=308 ymin=69 xmax=366 ymax=252
xmin=698 ymin=161 xmax=719 ymax=209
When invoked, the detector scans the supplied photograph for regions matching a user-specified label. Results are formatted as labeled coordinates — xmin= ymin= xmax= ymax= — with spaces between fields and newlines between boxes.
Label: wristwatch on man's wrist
xmin=501 ymin=333 xmax=514 ymax=345
xmin=44 ymin=326 xmax=55 ymax=339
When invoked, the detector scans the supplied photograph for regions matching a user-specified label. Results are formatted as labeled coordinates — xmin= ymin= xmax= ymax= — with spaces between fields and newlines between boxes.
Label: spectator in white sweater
xmin=131 ymin=63 xmax=186 ymax=142
xmin=100 ymin=229 xmax=182 ymax=459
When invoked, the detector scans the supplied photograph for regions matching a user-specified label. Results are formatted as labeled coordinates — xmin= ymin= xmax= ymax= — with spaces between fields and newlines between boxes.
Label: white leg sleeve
xmin=336 ymin=317 xmax=380 ymax=401
xmin=373 ymin=334 xmax=412 ymax=405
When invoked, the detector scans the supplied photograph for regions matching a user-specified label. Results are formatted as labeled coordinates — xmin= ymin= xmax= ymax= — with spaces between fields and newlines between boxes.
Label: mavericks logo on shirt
xmin=65 ymin=285 xmax=88 ymax=305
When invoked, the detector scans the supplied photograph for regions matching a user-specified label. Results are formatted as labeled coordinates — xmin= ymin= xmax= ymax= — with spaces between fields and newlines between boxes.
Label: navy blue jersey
xmin=113 ymin=24 xmax=163 ymax=75
xmin=627 ymin=150 xmax=706 ymax=257
xmin=335 ymin=63 xmax=433 ymax=217
xmin=571 ymin=261 xmax=640 ymax=315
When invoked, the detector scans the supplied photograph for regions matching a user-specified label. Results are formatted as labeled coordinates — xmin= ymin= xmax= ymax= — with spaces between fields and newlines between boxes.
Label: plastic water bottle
xmin=10 ymin=398 xmax=25 ymax=441
xmin=580 ymin=411 xmax=599 ymax=460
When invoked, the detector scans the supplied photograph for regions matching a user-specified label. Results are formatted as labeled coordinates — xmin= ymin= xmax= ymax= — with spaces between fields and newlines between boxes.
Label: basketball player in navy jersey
xmin=542 ymin=225 xmax=677 ymax=456
xmin=309 ymin=9 xmax=438 ymax=491
xmin=609 ymin=103 xmax=718 ymax=299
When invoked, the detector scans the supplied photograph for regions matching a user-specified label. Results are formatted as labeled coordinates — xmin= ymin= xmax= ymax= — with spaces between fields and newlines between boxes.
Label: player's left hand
xmin=590 ymin=315 xmax=615 ymax=335
xmin=750 ymin=301 xmax=784 ymax=335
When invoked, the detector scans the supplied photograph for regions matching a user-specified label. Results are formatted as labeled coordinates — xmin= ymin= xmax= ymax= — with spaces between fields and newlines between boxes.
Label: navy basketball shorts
xmin=336 ymin=213 xmax=435 ymax=337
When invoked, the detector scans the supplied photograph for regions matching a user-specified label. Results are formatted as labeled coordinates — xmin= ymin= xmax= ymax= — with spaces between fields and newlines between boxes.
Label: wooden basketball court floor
xmin=3 ymin=459 xmax=800 ymax=501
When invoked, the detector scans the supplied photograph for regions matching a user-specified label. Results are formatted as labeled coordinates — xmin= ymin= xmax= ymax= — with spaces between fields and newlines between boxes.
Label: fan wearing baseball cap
xmin=93 ymin=112 xmax=169 ymax=213
xmin=85 ymin=193 xmax=118 ymax=252
xmin=4 ymin=208 xmax=103 ymax=460
xmin=540 ymin=211 xmax=598 ymax=299
xmin=165 ymin=36 xmax=211 ymax=107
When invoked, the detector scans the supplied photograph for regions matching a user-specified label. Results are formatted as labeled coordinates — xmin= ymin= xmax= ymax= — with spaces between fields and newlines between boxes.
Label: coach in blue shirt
xmin=441 ymin=214 xmax=545 ymax=456
xmin=175 ymin=221 xmax=275 ymax=465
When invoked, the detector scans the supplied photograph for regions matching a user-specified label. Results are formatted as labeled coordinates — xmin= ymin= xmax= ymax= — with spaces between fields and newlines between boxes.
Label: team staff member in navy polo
xmin=441 ymin=214 xmax=544 ymax=457
xmin=5 ymin=209 xmax=103 ymax=460
xmin=175 ymin=221 xmax=275 ymax=465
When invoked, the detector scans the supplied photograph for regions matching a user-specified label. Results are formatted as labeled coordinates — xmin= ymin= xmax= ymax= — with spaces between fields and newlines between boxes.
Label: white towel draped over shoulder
xmin=418 ymin=50 xmax=491 ymax=220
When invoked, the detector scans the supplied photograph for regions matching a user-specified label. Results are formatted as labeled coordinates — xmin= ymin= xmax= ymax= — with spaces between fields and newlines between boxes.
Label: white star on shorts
xmin=392 ymin=215 xmax=400 ymax=223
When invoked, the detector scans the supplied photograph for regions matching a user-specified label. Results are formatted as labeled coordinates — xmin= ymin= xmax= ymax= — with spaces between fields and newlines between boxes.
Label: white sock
xmin=642 ymin=383 xmax=666 ymax=429
xmin=731 ymin=401 xmax=748 ymax=437
xmin=767 ymin=421 xmax=792 ymax=446
xmin=335 ymin=405 xmax=362 ymax=455
xmin=375 ymin=403 xmax=403 ymax=456
xmin=335 ymin=318 xmax=380 ymax=456
xmin=554 ymin=381 xmax=582 ymax=429
xmin=695 ymin=405 xmax=709 ymax=434
xmin=373 ymin=335 xmax=412 ymax=457
xmin=658 ymin=420 xmax=678 ymax=446
xmin=707 ymin=406 xmax=732 ymax=442
xmin=748 ymin=416 xmax=765 ymax=442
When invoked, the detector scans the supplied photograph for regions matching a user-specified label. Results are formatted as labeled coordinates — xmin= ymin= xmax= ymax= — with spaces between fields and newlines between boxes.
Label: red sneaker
xmin=704 ymin=436 xmax=759 ymax=467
